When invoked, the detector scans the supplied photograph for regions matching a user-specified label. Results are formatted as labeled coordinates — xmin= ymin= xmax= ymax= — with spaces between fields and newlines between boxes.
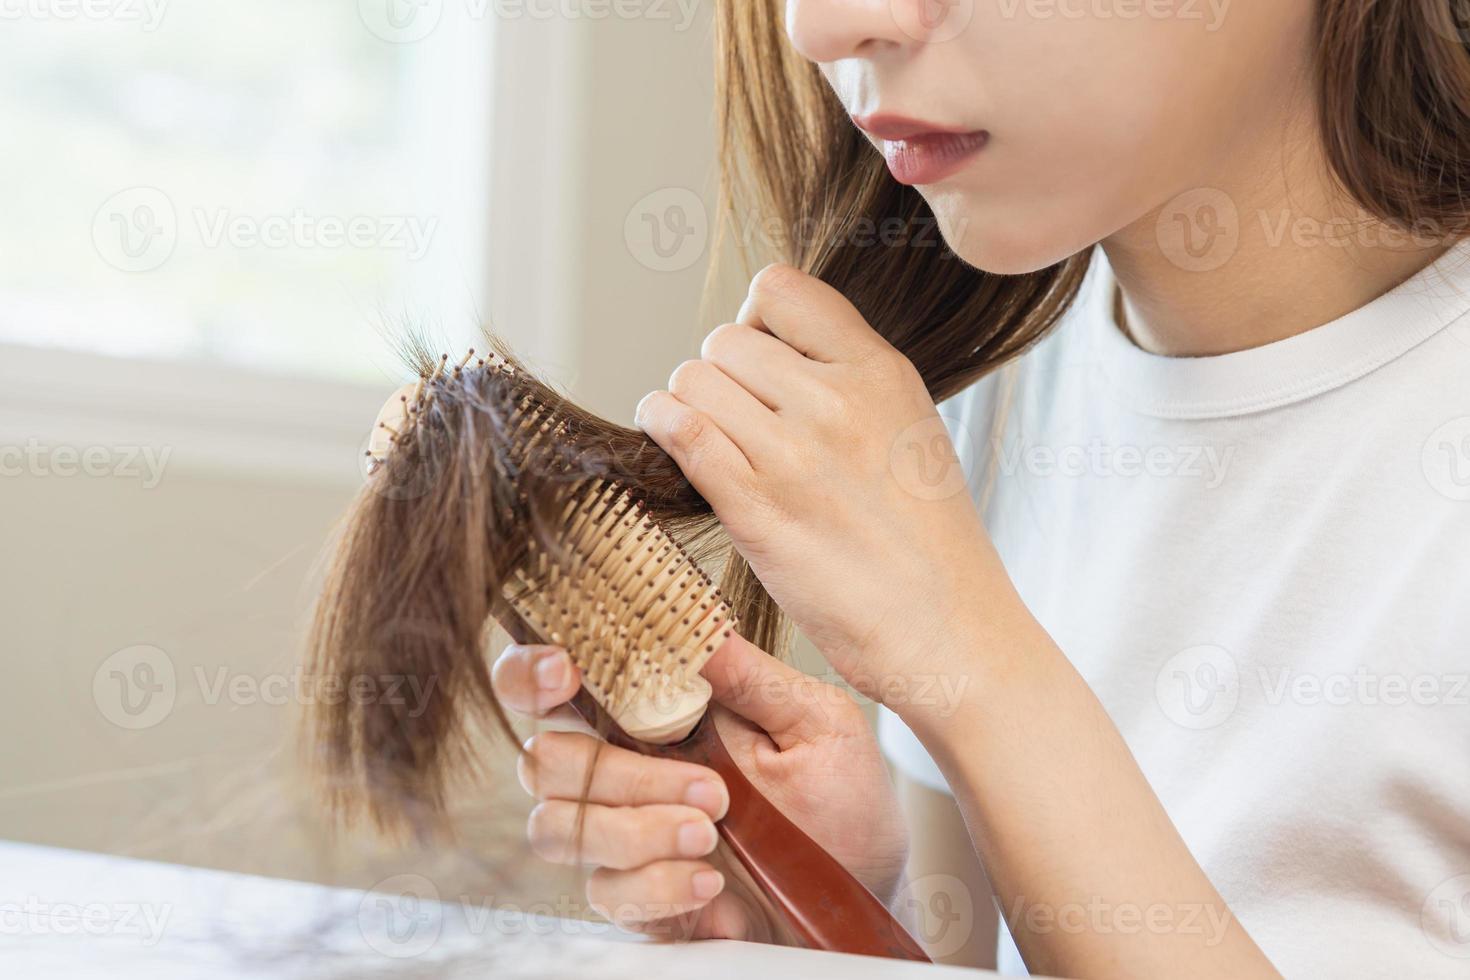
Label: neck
xmin=1103 ymin=95 xmax=1453 ymax=358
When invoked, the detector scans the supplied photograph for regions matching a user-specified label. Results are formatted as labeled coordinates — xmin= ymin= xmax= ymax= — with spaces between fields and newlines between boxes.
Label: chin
xmin=923 ymin=186 xmax=1101 ymax=276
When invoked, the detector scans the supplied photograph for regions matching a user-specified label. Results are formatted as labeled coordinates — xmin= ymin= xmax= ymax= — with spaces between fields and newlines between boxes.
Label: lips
xmin=851 ymin=114 xmax=989 ymax=186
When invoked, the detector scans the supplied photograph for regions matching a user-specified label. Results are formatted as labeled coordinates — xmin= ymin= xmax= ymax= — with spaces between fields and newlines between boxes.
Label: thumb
xmin=701 ymin=633 xmax=849 ymax=749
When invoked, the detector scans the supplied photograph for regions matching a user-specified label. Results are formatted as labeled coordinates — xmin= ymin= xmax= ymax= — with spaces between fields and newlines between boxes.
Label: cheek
xmin=922 ymin=8 xmax=1314 ymax=272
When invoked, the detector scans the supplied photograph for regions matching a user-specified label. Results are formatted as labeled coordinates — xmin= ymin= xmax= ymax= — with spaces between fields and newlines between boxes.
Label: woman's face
xmin=786 ymin=0 xmax=1317 ymax=274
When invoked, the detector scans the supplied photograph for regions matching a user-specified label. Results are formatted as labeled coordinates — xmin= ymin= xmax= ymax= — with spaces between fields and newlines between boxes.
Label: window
xmin=0 ymin=0 xmax=493 ymax=383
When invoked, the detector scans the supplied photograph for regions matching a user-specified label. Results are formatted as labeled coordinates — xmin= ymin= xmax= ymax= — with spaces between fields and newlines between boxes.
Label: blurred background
xmin=0 ymin=0 xmax=747 ymax=909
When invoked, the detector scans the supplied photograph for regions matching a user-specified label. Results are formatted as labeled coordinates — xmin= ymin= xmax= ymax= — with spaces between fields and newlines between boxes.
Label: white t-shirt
xmin=878 ymin=243 xmax=1470 ymax=977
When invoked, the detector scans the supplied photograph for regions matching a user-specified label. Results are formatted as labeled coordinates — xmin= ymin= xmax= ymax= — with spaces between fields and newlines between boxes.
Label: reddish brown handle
xmin=569 ymin=689 xmax=931 ymax=962
xmin=503 ymin=613 xmax=928 ymax=961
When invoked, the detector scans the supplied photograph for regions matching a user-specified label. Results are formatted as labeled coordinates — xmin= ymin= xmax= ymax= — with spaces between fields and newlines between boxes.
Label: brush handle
xmin=568 ymin=689 xmax=931 ymax=962
xmin=502 ymin=613 xmax=929 ymax=961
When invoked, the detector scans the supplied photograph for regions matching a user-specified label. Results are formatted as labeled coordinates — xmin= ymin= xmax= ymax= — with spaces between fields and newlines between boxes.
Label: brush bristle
xmin=368 ymin=348 xmax=734 ymax=744
xmin=508 ymin=481 xmax=731 ymax=743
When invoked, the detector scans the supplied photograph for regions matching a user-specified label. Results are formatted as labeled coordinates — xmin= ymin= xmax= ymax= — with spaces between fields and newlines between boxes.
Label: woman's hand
xmin=634 ymin=263 xmax=1006 ymax=692
xmin=634 ymin=266 xmax=1281 ymax=978
xmin=490 ymin=634 xmax=909 ymax=943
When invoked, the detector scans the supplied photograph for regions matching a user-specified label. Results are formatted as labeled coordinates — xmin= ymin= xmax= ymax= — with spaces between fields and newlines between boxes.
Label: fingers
xmin=603 ymin=890 xmax=755 ymax=942
xmin=634 ymin=389 xmax=754 ymax=514
xmin=703 ymin=632 xmax=851 ymax=748
xmin=517 ymin=729 xmax=729 ymax=818
xmin=587 ymin=861 xmax=727 ymax=926
xmin=736 ymin=263 xmax=892 ymax=364
xmin=698 ymin=322 xmax=810 ymax=411
xmin=527 ymin=800 xmax=718 ymax=870
xmin=491 ymin=644 xmax=581 ymax=718
xmin=666 ymin=358 xmax=781 ymax=461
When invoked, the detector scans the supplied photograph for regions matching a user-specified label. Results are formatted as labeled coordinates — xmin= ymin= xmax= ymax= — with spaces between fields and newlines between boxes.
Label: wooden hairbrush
xmin=367 ymin=351 xmax=930 ymax=961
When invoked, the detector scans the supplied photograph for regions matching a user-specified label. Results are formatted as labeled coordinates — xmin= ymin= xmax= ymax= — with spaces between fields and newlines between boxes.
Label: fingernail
xmin=535 ymin=651 xmax=570 ymax=692
xmin=677 ymin=820 xmax=717 ymax=858
xmin=691 ymin=869 xmax=724 ymax=901
xmin=634 ymin=392 xmax=653 ymax=426
xmin=683 ymin=779 xmax=727 ymax=819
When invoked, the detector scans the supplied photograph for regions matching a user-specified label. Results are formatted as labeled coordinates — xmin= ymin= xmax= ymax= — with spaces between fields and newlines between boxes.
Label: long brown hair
xmin=304 ymin=0 xmax=1470 ymax=836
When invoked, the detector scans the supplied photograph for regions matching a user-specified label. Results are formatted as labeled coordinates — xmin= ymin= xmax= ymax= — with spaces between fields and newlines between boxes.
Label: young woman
xmin=490 ymin=2 xmax=1470 ymax=976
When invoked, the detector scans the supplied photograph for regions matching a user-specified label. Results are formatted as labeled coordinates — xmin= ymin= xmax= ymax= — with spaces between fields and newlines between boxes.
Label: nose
xmin=785 ymin=0 xmax=922 ymax=64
